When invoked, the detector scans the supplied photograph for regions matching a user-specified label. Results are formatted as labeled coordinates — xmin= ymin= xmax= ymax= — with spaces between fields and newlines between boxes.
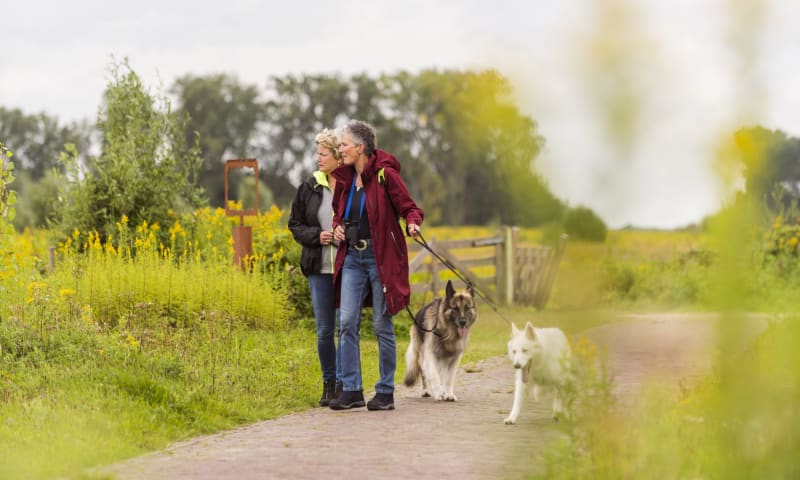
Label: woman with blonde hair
xmin=288 ymin=128 xmax=343 ymax=406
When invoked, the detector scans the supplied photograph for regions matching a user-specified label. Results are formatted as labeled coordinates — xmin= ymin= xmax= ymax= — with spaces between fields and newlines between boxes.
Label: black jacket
xmin=288 ymin=173 xmax=326 ymax=277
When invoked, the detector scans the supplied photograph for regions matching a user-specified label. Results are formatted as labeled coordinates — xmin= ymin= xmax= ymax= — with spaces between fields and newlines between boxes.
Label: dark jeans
xmin=308 ymin=274 xmax=339 ymax=382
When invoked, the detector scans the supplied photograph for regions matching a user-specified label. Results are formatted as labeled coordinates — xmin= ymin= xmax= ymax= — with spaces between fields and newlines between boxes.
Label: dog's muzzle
xmin=353 ymin=239 xmax=371 ymax=251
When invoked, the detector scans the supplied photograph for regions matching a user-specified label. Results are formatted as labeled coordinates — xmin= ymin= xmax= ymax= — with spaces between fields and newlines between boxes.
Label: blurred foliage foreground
xmin=534 ymin=200 xmax=800 ymax=479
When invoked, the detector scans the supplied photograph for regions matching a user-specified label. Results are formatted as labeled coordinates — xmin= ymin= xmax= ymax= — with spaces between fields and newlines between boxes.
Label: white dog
xmin=504 ymin=321 xmax=572 ymax=424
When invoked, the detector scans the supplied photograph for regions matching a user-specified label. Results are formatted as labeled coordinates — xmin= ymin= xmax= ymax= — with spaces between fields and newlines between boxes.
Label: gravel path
xmin=100 ymin=313 xmax=754 ymax=480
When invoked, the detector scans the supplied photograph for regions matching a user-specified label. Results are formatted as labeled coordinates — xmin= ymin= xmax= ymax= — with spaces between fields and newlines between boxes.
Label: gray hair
xmin=340 ymin=120 xmax=376 ymax=157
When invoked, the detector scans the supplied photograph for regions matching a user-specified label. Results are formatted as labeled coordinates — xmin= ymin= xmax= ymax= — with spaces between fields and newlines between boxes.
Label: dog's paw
xmin=443 ymin=393 xmax=457 ymax=402
xmin=503 ymin=416 xmax=516 ymax=425
xmin=421 ymin=391 xmax=431 ymax=398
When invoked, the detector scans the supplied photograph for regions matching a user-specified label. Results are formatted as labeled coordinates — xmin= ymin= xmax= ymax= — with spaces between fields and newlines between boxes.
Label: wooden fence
xmin=407 ymin=227 xmax=567 ymax=309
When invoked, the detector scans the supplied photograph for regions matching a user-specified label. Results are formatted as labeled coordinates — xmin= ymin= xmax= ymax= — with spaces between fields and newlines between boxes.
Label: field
xmin=1 ymin=211 xmax=798 ymax=479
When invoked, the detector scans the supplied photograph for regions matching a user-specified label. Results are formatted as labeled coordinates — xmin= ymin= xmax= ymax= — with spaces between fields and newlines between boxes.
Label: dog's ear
xmin=466 ymin=282 xmax=474 ymax=298
xmin=511 ymin=322 xmax=520 ymax=335
xmin=445 ymin=280 xmax=455 ymax=300
xmin=524 ymin=322 xmax=537 ymax=340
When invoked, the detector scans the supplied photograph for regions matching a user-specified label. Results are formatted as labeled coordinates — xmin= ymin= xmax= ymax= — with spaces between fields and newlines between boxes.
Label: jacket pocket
xmin=389 ymin=230 xmax=406 ymax=274
xmin=389 ymin=231 xmax=406 ymax=260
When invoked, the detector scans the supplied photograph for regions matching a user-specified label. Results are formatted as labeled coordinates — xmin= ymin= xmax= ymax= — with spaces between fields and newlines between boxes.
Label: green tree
xmin=171 ymin=74 xmax=264 ymax=207
xmin=57 ymin=61 xmax=204 ymax=245
xmin=12 ymin=170 xmax=61 ymax=229
xmin=563 ymin=205 xmax=608 ymax=242
xmin=260 ymin=74 xmax=352 ymax=207
xmin=732 ymin=126 xmax=800 ymax=212
xmin=0 ymin=108 xmax=93 ymax=228
xmin=407 ymin=69 xmax=561 ymax=225
xmin=259 ymin=70 xmax=561 ymax=226
xmin=0 ymin=107 xmax=91 ymax=180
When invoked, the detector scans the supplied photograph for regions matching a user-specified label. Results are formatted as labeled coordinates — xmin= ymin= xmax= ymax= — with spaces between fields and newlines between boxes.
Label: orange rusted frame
xmin=224 ymin=159 xmax=259 ymax=218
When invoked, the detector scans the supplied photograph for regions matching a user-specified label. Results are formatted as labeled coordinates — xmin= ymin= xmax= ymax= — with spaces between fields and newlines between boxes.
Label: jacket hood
xmin=373 ymin=149 xmax=400 ymax=173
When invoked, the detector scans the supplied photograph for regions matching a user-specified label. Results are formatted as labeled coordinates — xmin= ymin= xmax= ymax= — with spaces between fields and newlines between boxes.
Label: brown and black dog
xmin=403 ymin=280 xmax=478 ymax=401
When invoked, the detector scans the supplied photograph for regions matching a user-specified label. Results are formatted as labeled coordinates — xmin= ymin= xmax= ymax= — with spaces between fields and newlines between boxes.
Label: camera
xmin=344 ymin=220 xmax=360 ymax=248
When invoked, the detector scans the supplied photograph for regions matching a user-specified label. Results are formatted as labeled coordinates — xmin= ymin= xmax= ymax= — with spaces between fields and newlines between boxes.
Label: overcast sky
xmin=2 ymin=0 xmax=799 ymax=228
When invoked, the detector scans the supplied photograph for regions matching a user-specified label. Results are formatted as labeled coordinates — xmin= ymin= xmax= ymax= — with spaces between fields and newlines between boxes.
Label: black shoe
xmin=319 ymin=379 xmax=337 ymax=407
xmin=367 ymin=392 xmax=395 ymax=411
xmin=334 ymin=382 xmax=343 ymax=399
xmin=329 ymin=390 xmax=365 ymax=410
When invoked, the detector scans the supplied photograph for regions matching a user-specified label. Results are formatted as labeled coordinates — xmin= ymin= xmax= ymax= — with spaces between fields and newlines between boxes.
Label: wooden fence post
xmin=496 ymin=226 xmax=516 ymax=305
xmin=495 ymin=228 xmax=506 ymax=304
xmin=509 ymin=227 xmax=519 ymax=305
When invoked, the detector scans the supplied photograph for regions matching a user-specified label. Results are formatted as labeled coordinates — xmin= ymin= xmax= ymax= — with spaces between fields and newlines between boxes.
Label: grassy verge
xmin=0 ymin=319 xmax=323 ymax=479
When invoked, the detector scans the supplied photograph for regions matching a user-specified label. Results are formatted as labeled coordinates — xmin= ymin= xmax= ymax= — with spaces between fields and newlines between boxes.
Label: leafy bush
xmin=762 ymin=213 xmax=800 ymax=270
xmin=600 ymin=251 xmax=712 ymax=307
xmin=56 ymin=60 xmax=204 ymax=247
xmin=0 ymin=141 xmax=15 ymax=234
xmin=563 ymin=206 xmax=607 ymax=242
xmin=11 ymin=170 xmax=61 ymax=229
xmin=1 ymin=142 xmax=17 ymax=282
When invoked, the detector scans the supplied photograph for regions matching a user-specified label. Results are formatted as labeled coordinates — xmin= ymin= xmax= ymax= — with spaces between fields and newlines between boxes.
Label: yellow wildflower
xmin=125 ymin=334 xmax=140 ymax=348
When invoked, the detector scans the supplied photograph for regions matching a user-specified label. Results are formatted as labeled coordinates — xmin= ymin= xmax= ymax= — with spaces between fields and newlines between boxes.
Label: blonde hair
xmin=315 ymin=128 xmax=342 ymax=161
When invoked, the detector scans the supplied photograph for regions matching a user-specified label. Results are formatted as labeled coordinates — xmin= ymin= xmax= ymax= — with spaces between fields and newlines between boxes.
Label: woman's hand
xmin=333 ymin=225 xmax=346 ymax=243
xmin=320 ymin=230 xmax=334 ymax=245
xmin=407 ymin=223 xmax=420 ymax=238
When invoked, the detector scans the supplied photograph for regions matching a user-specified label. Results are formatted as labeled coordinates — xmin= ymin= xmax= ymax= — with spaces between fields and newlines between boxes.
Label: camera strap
xmin=344 ymin=177 xmax=366 ymax=221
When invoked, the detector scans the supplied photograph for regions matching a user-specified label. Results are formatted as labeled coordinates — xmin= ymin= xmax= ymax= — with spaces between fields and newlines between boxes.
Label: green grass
xmin=0 ymin=323 xmax=323 ymax=479
xmin=5 ymin=222 xmax=798 ymax=479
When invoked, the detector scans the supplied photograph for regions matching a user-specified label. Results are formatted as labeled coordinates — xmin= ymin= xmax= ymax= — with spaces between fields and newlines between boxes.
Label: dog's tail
xmin=403 ymin=328 xmax=421 ymax=387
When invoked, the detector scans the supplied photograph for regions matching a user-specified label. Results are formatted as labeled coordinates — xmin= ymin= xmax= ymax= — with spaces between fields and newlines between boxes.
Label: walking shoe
xmin=328 ymin=390 xmax=365 ymax=410
xmin=319 ymin=379 xmax=337 ymax=407
xmin=334 ymin=381 xmax=343 ymax=400
xmin=367 ymin=392 xmax=395 ymax=411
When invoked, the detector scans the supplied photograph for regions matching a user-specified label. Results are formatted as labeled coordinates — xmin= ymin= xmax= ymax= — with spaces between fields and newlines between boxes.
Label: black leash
xmin=405 ymin=303 xmax=441 ymax=337
xmin=410 ymin=231 xmax=514 ymax=326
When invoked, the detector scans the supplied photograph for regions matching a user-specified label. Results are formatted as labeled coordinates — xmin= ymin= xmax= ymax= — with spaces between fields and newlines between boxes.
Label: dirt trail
xmin=100 ymin=313 xmax=754 ymax=480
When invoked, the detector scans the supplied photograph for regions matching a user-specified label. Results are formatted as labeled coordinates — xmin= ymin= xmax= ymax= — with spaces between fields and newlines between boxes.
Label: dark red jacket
xmin=331 ymin=149 xmax=424 ymax=315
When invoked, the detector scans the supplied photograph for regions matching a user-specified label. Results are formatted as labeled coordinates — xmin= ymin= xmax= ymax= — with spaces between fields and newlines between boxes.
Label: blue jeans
xmin=308 ymin=274 xmax=339 ymax=382
xmin=339 ymin=245 xmax=396 ymax=394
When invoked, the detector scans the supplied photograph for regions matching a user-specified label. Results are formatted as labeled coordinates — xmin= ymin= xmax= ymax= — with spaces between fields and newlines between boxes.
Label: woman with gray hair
xmin=329 ymin=120 xmax=423 ymax=411
xmin=288 ymin=128 xmax=343 ymax=406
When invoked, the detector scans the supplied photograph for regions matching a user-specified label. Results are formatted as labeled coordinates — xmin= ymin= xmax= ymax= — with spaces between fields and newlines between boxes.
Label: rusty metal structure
xmin=224 ymin=159 xmax=259 ymax=269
